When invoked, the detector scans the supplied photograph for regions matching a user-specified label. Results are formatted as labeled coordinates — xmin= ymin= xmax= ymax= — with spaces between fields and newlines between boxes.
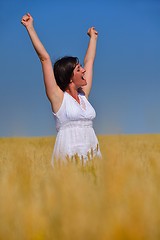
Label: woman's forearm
xmin=21 ymin=13 xmax=50 ymax=62
xmin=26 ymin=25 xmax=50 ymax=62
xmin=84 ymin=27 xmax=98 ymax=65
xmin=84 ymin=37 xmax=97 ymax=65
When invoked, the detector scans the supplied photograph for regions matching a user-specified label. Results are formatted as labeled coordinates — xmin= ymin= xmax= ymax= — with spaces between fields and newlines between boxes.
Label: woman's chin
xmin=83 ymin=80 xmax=87 ymax=86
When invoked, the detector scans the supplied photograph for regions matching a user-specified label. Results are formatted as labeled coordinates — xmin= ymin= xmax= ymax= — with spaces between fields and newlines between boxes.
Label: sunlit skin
xmin=21 ymin=13 xmax=98 ymax=113
xmin=72 ymin=64 xmax=87 ymax=88
xmin=65 ymin=64 xmax=87 ymax=103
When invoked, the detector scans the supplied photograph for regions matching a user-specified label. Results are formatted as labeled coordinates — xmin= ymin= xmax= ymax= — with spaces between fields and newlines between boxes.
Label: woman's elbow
xmin=39 ymin=53 xmax=50 ymax=62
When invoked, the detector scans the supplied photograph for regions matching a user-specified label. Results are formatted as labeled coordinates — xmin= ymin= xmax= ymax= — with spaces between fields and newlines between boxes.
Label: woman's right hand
xmin=21 ymin=13 xmax=33 ymax=28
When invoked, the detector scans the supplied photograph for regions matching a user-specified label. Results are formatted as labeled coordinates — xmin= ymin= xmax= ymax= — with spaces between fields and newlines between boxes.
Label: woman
xmin=21 ymin=13 xmax=101 ymax=165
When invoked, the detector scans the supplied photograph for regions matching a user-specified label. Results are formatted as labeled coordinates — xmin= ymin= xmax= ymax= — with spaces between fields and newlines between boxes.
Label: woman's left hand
xmin=87 ymin=27 xmax=98 ymax=39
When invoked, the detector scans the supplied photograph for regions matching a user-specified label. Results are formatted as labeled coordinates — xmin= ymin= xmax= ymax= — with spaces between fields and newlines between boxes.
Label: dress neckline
xmin=65 ymin=91 xmax=80 ymax=104
xmin=65 ymin=91 xmax=86 ymax=110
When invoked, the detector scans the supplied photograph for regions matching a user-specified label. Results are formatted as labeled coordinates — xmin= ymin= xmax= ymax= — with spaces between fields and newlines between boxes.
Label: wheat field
xmin=0 ymin=134 xmax=160 ymax=240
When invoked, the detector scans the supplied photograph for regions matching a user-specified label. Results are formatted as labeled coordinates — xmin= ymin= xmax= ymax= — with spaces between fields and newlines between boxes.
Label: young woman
xmin=21 ymin=13 xmax=101 ymax=165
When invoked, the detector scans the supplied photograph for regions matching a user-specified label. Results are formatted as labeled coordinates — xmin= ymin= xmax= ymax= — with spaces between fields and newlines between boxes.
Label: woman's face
xmin=71 ymin=64 xmax=87 ymax=88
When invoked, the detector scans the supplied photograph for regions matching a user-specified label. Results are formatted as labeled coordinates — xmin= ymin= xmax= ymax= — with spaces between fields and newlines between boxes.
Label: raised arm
xmin=82 ymin=27 xmax=98 ymax=98
xmin=21 ymin=13 xmax=63 ymax=113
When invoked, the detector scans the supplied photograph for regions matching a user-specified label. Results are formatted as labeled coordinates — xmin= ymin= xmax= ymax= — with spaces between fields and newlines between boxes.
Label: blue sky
xmin=0 ymin=0 xmax=160 ymax=137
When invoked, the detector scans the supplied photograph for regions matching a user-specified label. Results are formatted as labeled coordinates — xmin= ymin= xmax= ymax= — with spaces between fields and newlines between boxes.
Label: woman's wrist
xmin=90 ymin=35 xmax=98 ymax=41
xmin=26 ymin=25 xmax=34 ymax=32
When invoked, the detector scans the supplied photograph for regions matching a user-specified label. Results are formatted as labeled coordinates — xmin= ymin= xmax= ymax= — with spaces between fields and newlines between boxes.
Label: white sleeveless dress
xmin=51 ymin=91 xmax=101 ymax=165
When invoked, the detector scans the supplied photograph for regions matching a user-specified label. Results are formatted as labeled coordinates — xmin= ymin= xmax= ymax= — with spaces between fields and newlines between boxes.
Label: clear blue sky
xmin=0 ymin=0 xmax=160 ymax=137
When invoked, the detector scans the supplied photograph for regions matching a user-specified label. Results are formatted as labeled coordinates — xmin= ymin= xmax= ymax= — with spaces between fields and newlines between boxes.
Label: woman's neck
xmin=65 ymin=88 xmax=80 ymax=104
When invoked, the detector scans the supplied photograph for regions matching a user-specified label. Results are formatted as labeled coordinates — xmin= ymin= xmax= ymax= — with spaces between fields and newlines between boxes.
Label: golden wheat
xmin=0 ymin=135 xmax=160 ymax=240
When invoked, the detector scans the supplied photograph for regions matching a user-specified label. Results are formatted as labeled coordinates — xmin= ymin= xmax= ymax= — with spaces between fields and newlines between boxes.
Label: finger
xmin=22 ymin=15 xmax=27 ymax=20
xmin=21 ymin=18 xmax=27 ymax=23
xmin=22 ymin=15 xmax=30 ymax=22
xmin=21 ymin=18 xmax=26 ymax=23
xmin=93 ymin=28 xmax=98 ymax=34
xmin=26 ymin=13 xmax=31 ymax=17
xmin=21 ymin=13 xmax=30 ymax=21
xmin=92 ymin=27 xmax=98 ymax=35
xmin=21 ymin=20 xmax=25 ymax=25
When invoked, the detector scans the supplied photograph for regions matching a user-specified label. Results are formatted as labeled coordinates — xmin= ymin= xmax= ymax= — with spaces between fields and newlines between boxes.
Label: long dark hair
xmin=53 ymin=56 xmax=79 ymax=91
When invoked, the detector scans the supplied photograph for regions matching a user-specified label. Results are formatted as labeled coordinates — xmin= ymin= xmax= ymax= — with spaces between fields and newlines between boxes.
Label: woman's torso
xmin=52 ymin=91 xmax=101 ymax=164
